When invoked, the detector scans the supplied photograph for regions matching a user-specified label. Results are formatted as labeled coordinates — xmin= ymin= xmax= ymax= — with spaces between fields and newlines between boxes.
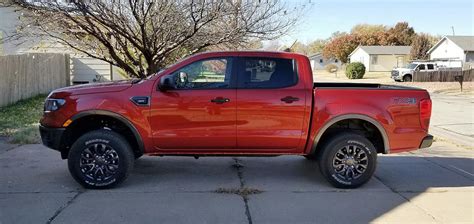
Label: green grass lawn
xmin=0 ymin=95 xmax=46 ymax=144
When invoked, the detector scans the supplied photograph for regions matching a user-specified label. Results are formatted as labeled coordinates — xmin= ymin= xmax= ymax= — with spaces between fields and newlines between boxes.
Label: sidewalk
xmin=430 ymin=93 xmax=474 ymax=148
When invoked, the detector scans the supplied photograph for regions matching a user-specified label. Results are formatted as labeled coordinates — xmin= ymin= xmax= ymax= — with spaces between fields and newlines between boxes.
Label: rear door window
xmin=237 ymin=57 xmax=298 ymax=88
xmin=427 ymin=64 xmax=435 ymax=70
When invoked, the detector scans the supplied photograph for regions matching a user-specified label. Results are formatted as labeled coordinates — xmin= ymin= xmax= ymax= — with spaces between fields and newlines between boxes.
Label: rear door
xmin=235 ymin=57 xmax=307 ymax=152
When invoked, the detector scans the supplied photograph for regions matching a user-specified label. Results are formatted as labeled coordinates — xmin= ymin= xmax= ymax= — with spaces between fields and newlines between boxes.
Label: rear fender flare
xmin=311 ymin=114 xmax=390 ymax=154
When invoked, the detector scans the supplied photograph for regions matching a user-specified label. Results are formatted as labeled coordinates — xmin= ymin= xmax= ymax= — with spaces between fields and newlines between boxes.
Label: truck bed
xmin=314 ymin=82 xmax=422 ymax=90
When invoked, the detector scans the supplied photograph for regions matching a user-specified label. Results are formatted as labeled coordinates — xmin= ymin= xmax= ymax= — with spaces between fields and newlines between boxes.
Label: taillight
xmin=419 ymin=98 xmax=432 ymax=130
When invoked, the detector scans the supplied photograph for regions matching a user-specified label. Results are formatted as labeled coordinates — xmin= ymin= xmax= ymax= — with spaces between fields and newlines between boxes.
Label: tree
xmin=322 ymin=34 xmax=360 ymax=63
xmin=306 ymin=39 xmax=326 ymax=55
xmin=3 ymin=0 xmax=301 ymax=78
xmin=410 ymin=34 xmax=433 ymax=60
xmin=288 ymin=41 xmax=309 ymax=55
xmin=351 ymin=23 xmax=386 ymax=36
xmin=386 ymin=22 xmax=415 ymax=45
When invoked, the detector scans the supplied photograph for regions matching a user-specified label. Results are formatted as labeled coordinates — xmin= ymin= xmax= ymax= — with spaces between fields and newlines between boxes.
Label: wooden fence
xmin=0 ymin=53 xmax=70 ymax=107
xmin=413 ymin=69 xmax=474 ymax=82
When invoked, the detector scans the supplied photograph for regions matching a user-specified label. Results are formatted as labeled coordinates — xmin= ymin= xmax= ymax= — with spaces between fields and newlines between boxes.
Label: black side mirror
xmin=158 ymin=75 xmax=175 ymax=91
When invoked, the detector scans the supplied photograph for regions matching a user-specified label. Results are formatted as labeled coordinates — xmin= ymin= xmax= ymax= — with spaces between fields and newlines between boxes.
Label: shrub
xmin=325 ymin=64 xmax=338 ymax=73
xmin=345 ymin=62 xmax=366 ymax=79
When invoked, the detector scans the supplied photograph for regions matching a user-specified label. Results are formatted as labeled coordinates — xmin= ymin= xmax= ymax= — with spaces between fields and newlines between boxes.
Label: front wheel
xmin=403 ymin=75 xmax=412 ymax=82
xmin=68 ymin=130 xmax=134 ymax=189
xmin=318 ymin=133 xmax=377 ymax=188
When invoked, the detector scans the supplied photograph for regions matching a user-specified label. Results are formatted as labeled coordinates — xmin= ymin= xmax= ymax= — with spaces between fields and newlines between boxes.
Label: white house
xmin=349 ymin=46 xmax=411 ymax=72
xmin=308 ymin=53 xmax=342 ymax=71
xmin=427 ymin=36 xmax=474 ymax=67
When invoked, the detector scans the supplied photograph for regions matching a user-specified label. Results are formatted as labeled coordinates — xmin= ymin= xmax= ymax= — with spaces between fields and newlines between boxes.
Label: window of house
xmin=371 ymin=55 xmax=378 ymax=64
xmin=335 ymin=59 xmax=338 ymax=63
xmin=319 ymin=59 xmax=323 ymax=63
xmin=171 ymin=58 xmax=231 ymax=89
xmin=238 ymin=58 xmax=297 ymax=89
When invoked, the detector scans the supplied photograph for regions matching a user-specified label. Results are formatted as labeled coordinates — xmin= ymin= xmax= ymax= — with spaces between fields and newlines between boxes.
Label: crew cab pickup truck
xmin=40 ymin=51 xmax=433 ymax=189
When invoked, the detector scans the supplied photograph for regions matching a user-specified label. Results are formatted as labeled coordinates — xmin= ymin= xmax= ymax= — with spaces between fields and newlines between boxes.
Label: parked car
xmin=40 ymin=51 xmax=433 ymax=189
xmin=391 ymin=62 xmax=438 ymax=82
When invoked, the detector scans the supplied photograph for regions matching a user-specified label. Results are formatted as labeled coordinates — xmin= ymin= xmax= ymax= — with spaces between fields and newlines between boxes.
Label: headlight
xmin=44 ymin=98 xmax=66 ymax=113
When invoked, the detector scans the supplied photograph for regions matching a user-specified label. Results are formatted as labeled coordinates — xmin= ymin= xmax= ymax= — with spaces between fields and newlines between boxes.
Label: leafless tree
xmin=2 ymin=0 xmax=304 ymax=78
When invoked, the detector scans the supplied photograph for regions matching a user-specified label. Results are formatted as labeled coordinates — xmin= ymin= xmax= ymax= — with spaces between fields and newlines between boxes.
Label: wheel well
xmin=314 ymin=119 xmax=385 ymax=154
xmin=61 ymin=115 xmax=143 ymax=159
xmin=404 ymin=74 xmax=412 ymax=79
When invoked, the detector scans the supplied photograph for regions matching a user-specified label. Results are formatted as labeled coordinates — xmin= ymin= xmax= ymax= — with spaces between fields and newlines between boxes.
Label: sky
xmin=280 ymin=0 xmax=473 ymax=44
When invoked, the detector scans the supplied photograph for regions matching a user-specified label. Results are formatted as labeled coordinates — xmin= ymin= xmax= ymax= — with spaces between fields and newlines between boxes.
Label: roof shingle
xmin=356 ymin=46 xmax=411 ymax=55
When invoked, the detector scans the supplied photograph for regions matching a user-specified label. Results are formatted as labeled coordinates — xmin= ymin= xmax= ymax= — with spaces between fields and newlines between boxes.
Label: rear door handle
xmin=281 ymin=96 xmax=299 ymax=103
xmin=211 ymin=97 xmax=230 ymax=104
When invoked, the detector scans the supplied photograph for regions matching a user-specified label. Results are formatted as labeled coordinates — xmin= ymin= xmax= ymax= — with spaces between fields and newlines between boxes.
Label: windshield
xmin=405 ymin=63 xmax=418 ymax=69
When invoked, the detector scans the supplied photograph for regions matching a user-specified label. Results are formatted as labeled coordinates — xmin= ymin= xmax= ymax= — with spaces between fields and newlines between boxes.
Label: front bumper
xmin=419 ymin=134 xmax=433 ymax=149
xmin=39 ymin=125 xmax=65 ymax=151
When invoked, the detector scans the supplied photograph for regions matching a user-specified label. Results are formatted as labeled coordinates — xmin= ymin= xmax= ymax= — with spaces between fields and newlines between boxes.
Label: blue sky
xmin=281 ymin=0 xmax=473 ymax=44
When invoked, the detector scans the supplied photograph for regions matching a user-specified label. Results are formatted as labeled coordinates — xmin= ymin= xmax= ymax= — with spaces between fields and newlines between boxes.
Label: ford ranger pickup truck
xmin=40 ymin=51 xmax=433 ymax=189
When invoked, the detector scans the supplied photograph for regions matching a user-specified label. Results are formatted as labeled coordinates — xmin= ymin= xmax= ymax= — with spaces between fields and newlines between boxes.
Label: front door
xmin=235 ymin=57 xmax=307 ymax=152
xmin=149 ymin=57 xmax=236 ymax=150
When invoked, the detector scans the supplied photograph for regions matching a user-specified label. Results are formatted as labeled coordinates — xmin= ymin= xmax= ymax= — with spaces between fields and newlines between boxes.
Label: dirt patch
xmin=214 ymin=187 xmax=263 ymax=197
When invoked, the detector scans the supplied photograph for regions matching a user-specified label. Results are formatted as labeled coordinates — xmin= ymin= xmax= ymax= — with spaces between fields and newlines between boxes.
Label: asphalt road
xmin=0 ymin=139 xmax=473 ymax=224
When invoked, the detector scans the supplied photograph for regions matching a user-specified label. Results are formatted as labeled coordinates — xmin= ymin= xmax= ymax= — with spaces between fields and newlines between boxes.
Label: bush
xmin=345 ymin=62 xmax=366 ymax=79
xmin=325 ymin=64 xmax=338 ymax=73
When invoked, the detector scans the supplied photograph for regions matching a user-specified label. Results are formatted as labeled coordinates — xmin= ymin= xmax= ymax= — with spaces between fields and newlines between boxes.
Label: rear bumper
xmin=419 ymin=134 xmax=433 ymax=149
xmin=39 ymin=125 xmax=65 ymax=151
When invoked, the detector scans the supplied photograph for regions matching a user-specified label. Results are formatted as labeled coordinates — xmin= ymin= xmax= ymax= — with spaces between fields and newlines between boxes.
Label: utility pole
xmin=451 ymin=26 xmax=455 ymax=36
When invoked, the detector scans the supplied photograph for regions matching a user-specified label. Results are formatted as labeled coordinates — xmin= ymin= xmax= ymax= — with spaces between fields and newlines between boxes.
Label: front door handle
xmin=281 ymin=96 xmax=299 ymax=103
xmin=211 ymin=97 xmax=230 ymax=104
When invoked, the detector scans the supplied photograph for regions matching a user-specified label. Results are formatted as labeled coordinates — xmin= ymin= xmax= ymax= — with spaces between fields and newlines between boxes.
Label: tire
xmin=68 ymin=130 xmax=134 ymax=189
xmin=318 ymin=132 xmax=377 ymax=188
xmin=304 ymin=154 xmax=317 ymax=160
xmin=403 ymin=74 xmax=412 ymax=82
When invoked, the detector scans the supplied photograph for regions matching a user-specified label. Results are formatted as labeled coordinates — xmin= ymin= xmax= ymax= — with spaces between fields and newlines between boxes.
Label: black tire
xmin=68 ymin=130 xmax=134 ymax=189
xmin=304 ymin=154 xmax=317 ymax=160
xmin=403 ymin=74 xmax=412 ymax=82
xmin=318 ymin=133 xmax=377 ymax=188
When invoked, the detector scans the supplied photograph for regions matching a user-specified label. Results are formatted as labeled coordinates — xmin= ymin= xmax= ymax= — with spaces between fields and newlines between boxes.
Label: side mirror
xmin=158 ymin=75 xmax=175 ymax=91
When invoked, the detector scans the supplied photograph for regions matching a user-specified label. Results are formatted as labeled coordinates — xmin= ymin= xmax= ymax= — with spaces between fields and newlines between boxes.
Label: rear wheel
xmin=318 ymin=133 xmax=377 ymax=188
xmin=68 ymin=130 xmax=134 ymax=189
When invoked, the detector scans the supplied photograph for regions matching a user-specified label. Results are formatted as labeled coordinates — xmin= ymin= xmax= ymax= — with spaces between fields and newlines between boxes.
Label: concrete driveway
xmin=0 ymin=140 xmax=472 ymax=224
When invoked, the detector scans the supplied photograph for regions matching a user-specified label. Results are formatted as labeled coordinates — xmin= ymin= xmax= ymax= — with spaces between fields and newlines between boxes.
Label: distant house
xmin=308 ymin=53 xmax=341 ymax=71
xmin=427 ymin=36 xmax=474 ymax=67
xmin=349 ymin=46 xmax=411 ymax=72
xmin=0 ymin=7 xmax=126 ymax=84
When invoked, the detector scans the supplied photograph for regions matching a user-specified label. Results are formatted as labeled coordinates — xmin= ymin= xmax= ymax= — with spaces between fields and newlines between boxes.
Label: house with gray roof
xmin=428 ymin=36 xmax=474 ymax=66
xmin=308 ymin=53 xmax=341 ymax=71
xmin=349 ymin=46 xmax=411 ymax=72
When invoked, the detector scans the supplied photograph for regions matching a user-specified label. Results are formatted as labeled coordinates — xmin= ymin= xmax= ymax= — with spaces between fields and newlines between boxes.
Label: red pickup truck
xmin=40 ymin=51 xmax=433 ymax=189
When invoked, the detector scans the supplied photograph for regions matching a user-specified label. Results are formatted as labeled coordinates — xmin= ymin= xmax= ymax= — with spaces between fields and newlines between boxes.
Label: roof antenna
xmin=451 ymin=26 xmax=455 ymax=36
xmin=283 ymin=40 xmax=298 ymax=52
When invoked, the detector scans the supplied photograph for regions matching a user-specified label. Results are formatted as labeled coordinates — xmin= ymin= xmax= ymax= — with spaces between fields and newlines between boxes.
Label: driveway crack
xmin=45 ymin=191 xmax=83 ymax=224
xmin=373 ymin=175 xmax=440 ymax=223
xmin=233 ymin=158 xmax=253 ymax=224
